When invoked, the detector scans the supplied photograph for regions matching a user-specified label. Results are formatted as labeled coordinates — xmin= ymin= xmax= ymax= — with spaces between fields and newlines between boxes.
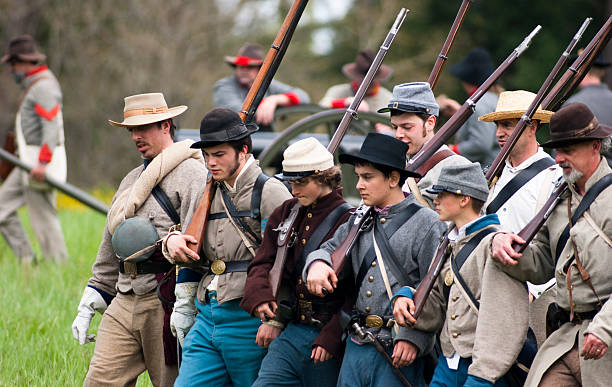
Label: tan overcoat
xmin=500 ymin=158 xmax=612 ymax=386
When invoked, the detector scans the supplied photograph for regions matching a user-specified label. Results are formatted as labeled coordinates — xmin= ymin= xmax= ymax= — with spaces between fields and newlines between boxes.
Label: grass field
xmin=0 ymin=195 xmax=154 ymax=386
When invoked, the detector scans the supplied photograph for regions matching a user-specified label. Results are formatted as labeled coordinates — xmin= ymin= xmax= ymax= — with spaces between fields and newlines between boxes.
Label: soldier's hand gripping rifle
xmin=183 ymin=0 xmax=309 ymax=257
xmin=268 ymin=8 xmax=409 ymax=297
xmin=427 ymin=0 xmax=474 ymax=90
xmin=486 ymin=18 xmax=592 ymax=186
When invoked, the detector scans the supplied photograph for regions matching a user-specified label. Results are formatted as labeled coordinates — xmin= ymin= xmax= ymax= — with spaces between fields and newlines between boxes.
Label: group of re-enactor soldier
xmin=1 ymin=32 xmax=604 ymax=387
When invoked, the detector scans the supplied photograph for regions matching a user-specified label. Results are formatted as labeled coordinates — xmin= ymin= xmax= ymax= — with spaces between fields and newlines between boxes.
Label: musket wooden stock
xmin=0 ymin=132 xmax=16 ymax=180
xmin=427 ymin=0 xmax=473 ymax=90
xmin=407 ymin=25 xmax=541 ymax=173
xmin=486 ymin=18 xmax=591 ymax=185
xmin=184 ymin=173 xmax=214 ymax=254
xmin=412 ymin=234 xmax=451 ymax=319
xmin=330 ymin=211 xmax=372 ymax=273
xmin=542 ymin=15 xmax=612 ymax=111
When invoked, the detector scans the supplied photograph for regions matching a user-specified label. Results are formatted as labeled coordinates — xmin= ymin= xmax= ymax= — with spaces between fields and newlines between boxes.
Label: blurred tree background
xmin=0 ymin=0 xmax=608 ymax=188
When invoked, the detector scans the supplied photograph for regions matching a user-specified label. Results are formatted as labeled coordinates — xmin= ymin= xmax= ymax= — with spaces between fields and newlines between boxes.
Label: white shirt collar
xmin=504 ymin=147 xmax=551 ymax=173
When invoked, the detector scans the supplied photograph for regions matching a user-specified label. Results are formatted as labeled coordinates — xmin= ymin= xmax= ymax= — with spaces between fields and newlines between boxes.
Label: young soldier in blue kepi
xmin=392 ymin=162 xmax=531 ymax=387
xmin=304 ymin=133 xmax=447 ymax=387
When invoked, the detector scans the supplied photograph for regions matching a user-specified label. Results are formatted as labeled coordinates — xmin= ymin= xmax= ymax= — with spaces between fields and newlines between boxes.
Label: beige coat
xmin=501 ymin=158 xmax=612 ymax=386
xmin=416 ymin=221 xmax=529 ymax=383
xmin=196 ymin=159 xmax=291 ymax=304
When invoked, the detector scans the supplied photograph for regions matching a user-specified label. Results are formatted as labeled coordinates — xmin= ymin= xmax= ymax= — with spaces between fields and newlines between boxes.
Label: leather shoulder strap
xmin=486 ymin=157 xmax=555 ymax=214
xmin=250 ymin=173 xmax=270 ymax=220
xmin=555 ymin=173 xmax=612 ymax=262
xmin=152 ymin=185 xmax=181 ymax=225
xmin=414 ymin=149 xmax=455 ymax=181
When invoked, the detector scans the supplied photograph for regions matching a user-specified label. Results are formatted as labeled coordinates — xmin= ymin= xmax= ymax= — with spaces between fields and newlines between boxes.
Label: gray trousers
xmin=0 ymin=168 xmax=68 ymax=262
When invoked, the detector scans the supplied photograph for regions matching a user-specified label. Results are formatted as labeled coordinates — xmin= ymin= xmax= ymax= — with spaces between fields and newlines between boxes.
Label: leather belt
xmin=557 ymin=308 xmax=598 ymax=324
xmin=207 ymin=260 xmax=250 ymax=275
xmin=358 ymin=314 xmax=395 ymax=329
xmin=119 ymin=260 xmax=173 ymax=276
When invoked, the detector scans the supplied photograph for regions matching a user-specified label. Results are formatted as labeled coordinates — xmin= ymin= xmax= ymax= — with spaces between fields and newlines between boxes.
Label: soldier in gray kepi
xmin=379 ymin=81 xmax=471 ymax=209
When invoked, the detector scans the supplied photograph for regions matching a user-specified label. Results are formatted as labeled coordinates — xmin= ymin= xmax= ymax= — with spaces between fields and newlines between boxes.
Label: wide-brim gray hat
xmin=426 ymin=162 xmax=488 ymax=202
xmin=191 ymin=108 xmax=258 ymax=149
xmin=378 ymin=82 xmax=439 ymax=116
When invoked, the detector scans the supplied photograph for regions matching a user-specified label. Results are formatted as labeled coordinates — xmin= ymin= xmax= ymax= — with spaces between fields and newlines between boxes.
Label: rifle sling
xmin=486 ymin=157 xmax=555 ymax=214
xmin=555 ymin=173 xmax=612 ymax=263
xmin=355 ymin=204 xmax=420 ymax=288
xmin=448 ymin=228 xmax=497 ymax=309
xmin=218 ymin=184 xmax=262 ymax=245
xmin=208 ymin=173 xmax=269 ymax=221
xmin=414 ymin=149 xmax=455 ymax=182
xmin=298 ymin=202 xmax=352 ymax=273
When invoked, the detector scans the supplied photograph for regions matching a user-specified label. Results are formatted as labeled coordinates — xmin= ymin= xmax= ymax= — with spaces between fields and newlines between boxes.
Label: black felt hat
xmin=450 ymin=48 xmax=495 ymax=87
xmin=338 ymin=133 xmax=420 ymax=179
xmin=190 ymin=108 xmax=258 ymax=149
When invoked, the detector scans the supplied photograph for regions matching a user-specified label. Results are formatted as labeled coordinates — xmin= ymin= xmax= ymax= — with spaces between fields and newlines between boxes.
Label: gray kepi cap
xmin=426 ymin=162 xmax=489 ymax=202
xmin=111 ymin=217 xmax=159 ymax=262
xmin=378 ymin=82 xmax=439 ymax=116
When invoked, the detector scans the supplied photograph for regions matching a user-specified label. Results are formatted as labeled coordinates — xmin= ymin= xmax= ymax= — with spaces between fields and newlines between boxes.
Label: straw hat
xmin=478 ymin=90 xmax=553 ymax=123
xmin=275 ymin=137 xmax=334 ymax=181
xmin=109 ymin=93 xmax=187 ymax=127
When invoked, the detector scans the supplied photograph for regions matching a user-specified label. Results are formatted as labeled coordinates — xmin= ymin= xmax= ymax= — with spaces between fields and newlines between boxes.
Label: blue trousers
xmin=252 ymin=323 xmax=340 ymax=387
xmin=430 ymin=355 xmax=509 ymax=387
xmin=337 ymin=338 xmax=426 ymax=387
xmin=175 ymin=293 xmax=266 ymax=387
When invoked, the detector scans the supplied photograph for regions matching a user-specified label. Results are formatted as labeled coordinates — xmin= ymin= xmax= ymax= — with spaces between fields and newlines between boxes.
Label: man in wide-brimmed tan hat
xmin=72 ymin=92 xmax=207 ymax=387
xmin=320 ymin=49 xmax=393 ymax=114
xmin=479 ymin=90 xmax=561 ymax=346
xmin=0 ymin=34 xmax=68 ymax=263
xmin=491 ymin=102 xmax=612 ymax=386
xmin=213 ymin=42 xmax=310 ymax=128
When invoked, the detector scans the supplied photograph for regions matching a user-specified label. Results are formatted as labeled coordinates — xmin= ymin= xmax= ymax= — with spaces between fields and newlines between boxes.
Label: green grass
xmin=0 ymin=208 xmax=153 ymax=386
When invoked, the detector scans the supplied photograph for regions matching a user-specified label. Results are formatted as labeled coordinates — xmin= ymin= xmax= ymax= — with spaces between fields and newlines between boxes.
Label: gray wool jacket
xmin=455 ymin=90 xmax=499 ymax=167
xmin=303 ymin=195 xmax=447 ymax=354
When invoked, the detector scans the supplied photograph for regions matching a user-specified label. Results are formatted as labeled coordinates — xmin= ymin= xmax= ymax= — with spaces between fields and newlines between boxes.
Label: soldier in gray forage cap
xmin=393 ymin=162 xmax=530 ymax=387
xmin=379 ymin=82 xmax=471 ymax=209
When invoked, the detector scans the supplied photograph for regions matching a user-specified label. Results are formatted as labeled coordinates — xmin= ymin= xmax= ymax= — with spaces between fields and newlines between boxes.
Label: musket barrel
xmin=515 ymin=25 xmax=541 ymax=57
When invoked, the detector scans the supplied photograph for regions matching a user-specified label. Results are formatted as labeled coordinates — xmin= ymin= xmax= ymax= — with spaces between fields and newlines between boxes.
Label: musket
xmin=427 ymin=0 xmax=474 ymax=90
xmin=411 ymin=233 xmax=451 ymax=319
xmin=268 ymin=9 xmax=409 ymax=289
xmin=0 ymin=147 xmax=109 ymax=215
xmin=327 ymin=8 xmax=408 ymax=153
xmin=542 ymin=15 xmax=612 ymax=111
xmin=0 ymin=132 xmax=16 ymax=180
xmin=184 ymin=0 xmax=309 ymax=255
xmin=407 ymin=25 xmax=541 ymax=173
xmin=486 ymin=18 xmax=592 ymax=186
xmin=512 ymin=181 xmax=568 ymax=253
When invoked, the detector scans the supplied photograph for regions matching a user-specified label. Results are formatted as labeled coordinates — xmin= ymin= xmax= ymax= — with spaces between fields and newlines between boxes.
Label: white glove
xmin=171 ymin=282 xmax=198 ymax=346
xmin=72 ymin=287 xmax=108 ymax=345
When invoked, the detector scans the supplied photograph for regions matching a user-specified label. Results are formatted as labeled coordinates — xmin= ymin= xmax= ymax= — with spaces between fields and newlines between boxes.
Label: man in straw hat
xmin=438 ymin=48 xmax=501 ymax=167
xmin=241 ymin=137 xmax=352 ymax=387
xmin=491 ymin=102 xmax=612 ymax=386
xmin=392 ymin=162 xmax=530 ymax=387
xmin=0 ymin=34 xmax=68 ymax=263
xmin=378 ymin=81 xmax=471 ymax=209
xmin=72 ymin=92 xmax=207 ymax=386
xmin=479 ymin=90 xmax=561 ymax=346
xmin=163 ymin=108 xmax=291 ymax=386
xmin=213 ymin=42 xmax=310 ymax=127
xmin=320 ymin=49 xmax=393 ymax=114
xmin=304 ymin=133 xmax=446 ymax=387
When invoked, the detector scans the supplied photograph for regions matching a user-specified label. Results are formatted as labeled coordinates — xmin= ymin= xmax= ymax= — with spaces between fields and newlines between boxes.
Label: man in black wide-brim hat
xmin=304 ymin=133 xmax=447 ymax=387
xmin=162 ymin=108 xmax=292 ymax=386
xmin=491 ymin=102 xmax=612 ymax=386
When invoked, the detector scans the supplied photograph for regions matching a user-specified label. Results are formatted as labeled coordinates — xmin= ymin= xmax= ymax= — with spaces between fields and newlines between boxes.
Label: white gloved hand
xmin=171 ymin=281 xmax=198 ymax=346
xmin=72 ymin=286 xmax=108 ymax=345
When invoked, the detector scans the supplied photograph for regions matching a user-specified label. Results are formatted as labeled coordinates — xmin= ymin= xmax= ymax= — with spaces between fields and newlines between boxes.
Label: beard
xmin=561 ymin=165 xmax=583 ymax=184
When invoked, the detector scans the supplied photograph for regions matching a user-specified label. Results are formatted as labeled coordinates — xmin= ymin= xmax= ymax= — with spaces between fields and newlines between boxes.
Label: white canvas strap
xmin=372 ymin=232 xmax=400 ymax=336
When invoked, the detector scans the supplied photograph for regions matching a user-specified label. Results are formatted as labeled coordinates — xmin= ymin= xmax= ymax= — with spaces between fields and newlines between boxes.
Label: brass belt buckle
xmin=123 ymin=261 xmax=138 ymax=276
xmin=211 ymin=260 xmax=226 ymax=275
xmin=365 ymin=314 xmax=383 ymax=329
